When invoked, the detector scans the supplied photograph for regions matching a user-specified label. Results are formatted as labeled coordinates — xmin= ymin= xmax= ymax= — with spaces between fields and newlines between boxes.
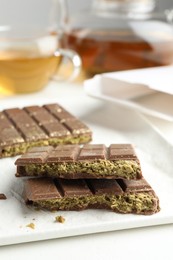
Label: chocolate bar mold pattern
xmin=0 ymin=104 xmax=92 ymax=158
xmin=24 ymin=177 xmax=160 ymax=215
xmin=15 ymin=144 xmax=142 ymax=179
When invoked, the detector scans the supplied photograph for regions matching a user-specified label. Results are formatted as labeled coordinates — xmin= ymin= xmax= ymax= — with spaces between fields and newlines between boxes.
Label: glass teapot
xmin=62 ymin=0 xmax=173 ymax=77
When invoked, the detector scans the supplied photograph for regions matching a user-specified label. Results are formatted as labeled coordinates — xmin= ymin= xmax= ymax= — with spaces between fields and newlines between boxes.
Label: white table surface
xmin=0 ymin=81 xmax=173 ymax=260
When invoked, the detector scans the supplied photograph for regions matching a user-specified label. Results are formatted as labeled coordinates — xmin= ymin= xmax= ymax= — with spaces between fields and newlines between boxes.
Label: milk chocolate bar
xmin=15 ymin=144 xmax=142 ymax=180
xmin=24 ymin=177 xmax=160 ymax=215
xmin=0 ymin=104 xmax=92 ymax=158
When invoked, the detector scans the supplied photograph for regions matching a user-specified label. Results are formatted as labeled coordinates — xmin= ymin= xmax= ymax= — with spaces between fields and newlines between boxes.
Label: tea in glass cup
xmin=0 ymin=0 xmax=81 ymax=94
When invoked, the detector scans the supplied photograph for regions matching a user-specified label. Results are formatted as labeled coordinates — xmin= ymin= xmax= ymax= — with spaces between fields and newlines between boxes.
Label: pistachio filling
xmin=1 ymin=141 xmax=49 ymax=157
xmin=24 ymin=160 xmax=140 ymax=179
xmin=48 ymin=135 xmax=91 ymax=145
xmin=33 ymin=192 xmax=157 ymax=214
xmin=1 ymin=135 xmax=91 ymax=157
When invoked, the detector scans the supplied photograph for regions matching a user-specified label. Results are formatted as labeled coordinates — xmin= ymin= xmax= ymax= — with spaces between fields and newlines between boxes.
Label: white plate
xmin=1 ymin=83 xmax=173 ymax=246
xmin=140 ymin=114 xmax=173 ymax=145
xmin=84 ymin=66 xmax=173 ymax=121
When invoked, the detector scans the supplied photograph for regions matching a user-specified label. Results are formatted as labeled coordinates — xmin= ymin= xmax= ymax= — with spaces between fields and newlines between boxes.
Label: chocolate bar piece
xmin=15 ymin=144 xmax=142 ymax=180
xmin=24 ymin=177 xmax=160 ymax=215
xmin=0 ymin=194 xmax=6 ymax=200
xmin=0 ymin=104 xmax=92 ymax=158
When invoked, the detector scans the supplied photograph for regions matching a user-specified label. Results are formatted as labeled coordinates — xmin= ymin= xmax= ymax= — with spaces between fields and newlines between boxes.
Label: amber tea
xmin=62 ymin=27 xmax=173 ymax=77
xmin=0 ymin=35 xmax=62 ymax=95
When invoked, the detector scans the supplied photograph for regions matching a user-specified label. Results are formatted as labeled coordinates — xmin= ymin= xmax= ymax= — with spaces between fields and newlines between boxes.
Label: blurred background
xmin=0 ymin=0 xmax=172 ymax=27
xmin=0 ymin=0 xmax=173 ymax=93
xmin=68 ymin=0 xmax=173 ymax=11
xmin=63 ymin=0 xmax=173 ymax=79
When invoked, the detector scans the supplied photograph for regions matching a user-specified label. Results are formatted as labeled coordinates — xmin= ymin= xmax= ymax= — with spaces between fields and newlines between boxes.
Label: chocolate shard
xmin=15 ymin=144 xmax=142 ymax=180
xmin=0 ymin=103 xmax=92 ymax=158
xmin=24 ymin=177 xmax=160 ymax=215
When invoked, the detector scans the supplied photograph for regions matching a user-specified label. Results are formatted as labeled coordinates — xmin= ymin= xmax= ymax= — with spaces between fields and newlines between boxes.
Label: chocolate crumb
xmin=0 ymin=193 xmax=7 ymax=200
xmin=55 ymin=216 xmax=65 ymax=223
xmin=26 ymin=223 xmax=35 ymax=229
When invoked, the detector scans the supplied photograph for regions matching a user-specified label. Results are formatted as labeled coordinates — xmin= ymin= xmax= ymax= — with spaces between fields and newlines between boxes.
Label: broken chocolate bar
xmin=24 ymin=177 xmax=160 ymax=215
xmin=15 ymin=144 xmax=142 ymax=180
xmin=0 ymin=104 xmax=92 ymax=158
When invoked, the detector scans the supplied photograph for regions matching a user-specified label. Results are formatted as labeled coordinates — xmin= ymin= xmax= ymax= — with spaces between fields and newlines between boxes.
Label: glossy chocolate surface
xmin=0 ymin=104 xmax=92 ymax=158
xmin=24 ymin=177 xmax=159 ymax=215
xmin=15 ymin=144 xmax=142 ymax=179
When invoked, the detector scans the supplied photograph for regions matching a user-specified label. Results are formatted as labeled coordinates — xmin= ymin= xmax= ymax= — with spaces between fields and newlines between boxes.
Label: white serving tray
xmin=1 ymin=83 xmax=173 ymax=246
xmin=84 ymin=66 xmax=173 ymax=121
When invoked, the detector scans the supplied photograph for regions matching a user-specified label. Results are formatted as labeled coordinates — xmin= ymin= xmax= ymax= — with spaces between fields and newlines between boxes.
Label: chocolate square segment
xmin=47 ymin=145 xmax=80 ymax=162
xmin=27 ymin=146 xmax=54 ymax=153
xmin=4 ymin=108 xmax=48 ymax=141
xmin=16 ymin=152 xmax=49 ymax=165
xmin=118 ymin=178 xmax=152 ymax=192
xmin=0 ymin=112 xmax=14 ymax=130
xmin=0 ymin=113 xmax=24 ymax=147
xmin=78 ymin=144 xmax=107 ymax=160
xmin=88 ymin=179 xmax=123 ymax=195
xmin=5 ymin=108 xmax=35 ymax=126
xmin=25 ymin=106 xmax=57 ymax=125
xmin=42 ymin=122 xmax=70 ymax=137
xmin=44 ymin=103 xmax=75 ymax=122
xmin=58 ymin=179 xmax=92 ymax=196
xmin=17 ymin=124 xmax=48 ymax=141
xmin=25 ymin=178 xmax=61 ymax=201
xmin=109 ymin=144 xmax=138 ymax=160
xmin=0 ymin=127 xmax=24 ymax=146
xmin=64 ymin=119 xmax=91 ymax=135
xmin=24 ymin=106 xmax=41 ymax=114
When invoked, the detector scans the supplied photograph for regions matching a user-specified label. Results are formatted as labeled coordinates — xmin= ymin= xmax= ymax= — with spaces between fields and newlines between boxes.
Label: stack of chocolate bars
xmin=0 ymin=103 xmax=91 ymax=200
xmin=0 ymin=103 xmax=160 ymax=214
xmin=15 ymin=144 xmax=160 ymax=215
